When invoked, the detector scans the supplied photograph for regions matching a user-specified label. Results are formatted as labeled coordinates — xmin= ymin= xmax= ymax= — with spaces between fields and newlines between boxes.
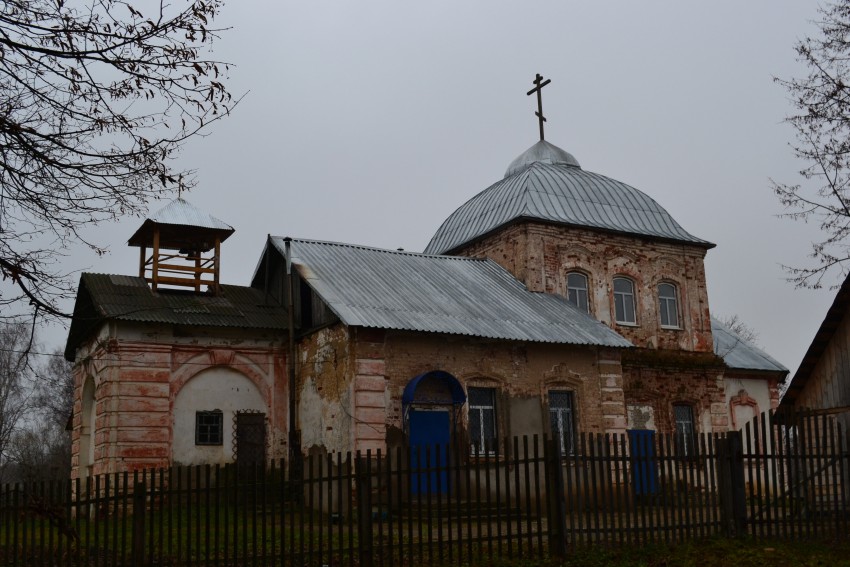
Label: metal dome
xmin=504 ymin=140 xmax=580 ymax=176
xmin=424 ymin=141 xmax=714 ymax=255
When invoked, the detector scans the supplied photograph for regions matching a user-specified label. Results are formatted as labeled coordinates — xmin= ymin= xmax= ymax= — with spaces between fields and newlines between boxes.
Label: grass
xmin=549 ymin=538 xmax=850 ymax=567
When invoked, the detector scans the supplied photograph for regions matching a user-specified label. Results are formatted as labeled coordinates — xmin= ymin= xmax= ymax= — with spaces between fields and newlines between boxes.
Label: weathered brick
xmin=355 ymin=423 xmax=385 ymax=441
xmin=117 ymin=383 xmax=169 ymax=398
xmin=356 ymin=359 xmax=385 ymax=376
xmin=117 ymin=412 xmax=169 ymax=428
xmin=118 ymin=445 xmax=169 ymax=459
xmin=711 ymin=415 xmax=729 ymax=427
xmin=117 ymin=397 xmax=170 ymax=413
xmin=117 ymin=368 xmax=170 ymax=383
xmin=117 ymin=428 xmax=169 ymax=443
xmin=355 ymin=375 xmax=386 ymax=392
xmin=354 ymin=391 xmax=385 ymax=409
xmin=354 ymin=407 xmax=386 ymax=425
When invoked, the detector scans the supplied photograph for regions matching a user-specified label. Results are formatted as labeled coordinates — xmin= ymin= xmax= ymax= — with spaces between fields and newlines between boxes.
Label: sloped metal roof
xmin=128 ymin=198 xmax=235 ymax=249
xmin=149 ymin=198 xmax=233 ymax=231
xmin=270 ymin=237 xmax=632 ymax=347
xmin=65 ymin=273 xmax=287 ymax=360
xmin=425 ymin=142 xmax=714 ymax=255
xmin=712 ymin=317 xmax=788 ymax=374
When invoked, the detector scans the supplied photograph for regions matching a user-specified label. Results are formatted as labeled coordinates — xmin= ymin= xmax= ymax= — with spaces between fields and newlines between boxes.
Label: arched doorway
xmin=402 ymin=371 xmax=466 ymax=495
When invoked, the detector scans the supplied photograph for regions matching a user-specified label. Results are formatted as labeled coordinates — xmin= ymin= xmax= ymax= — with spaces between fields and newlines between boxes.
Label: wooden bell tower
xmin=128 ymin=198 xmax=235 ymax=295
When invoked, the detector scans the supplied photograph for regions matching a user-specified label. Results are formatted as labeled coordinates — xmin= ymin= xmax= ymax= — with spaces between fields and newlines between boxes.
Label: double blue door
xmin=409 ymin=410 xmax=450 ymax=495
xmin=628 ymin=429 xmax=658 ymax=495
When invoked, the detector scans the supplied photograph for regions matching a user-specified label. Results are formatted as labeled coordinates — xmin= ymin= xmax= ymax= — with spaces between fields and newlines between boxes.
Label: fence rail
xmin=1 ymin=410 xmax=848 ymax=566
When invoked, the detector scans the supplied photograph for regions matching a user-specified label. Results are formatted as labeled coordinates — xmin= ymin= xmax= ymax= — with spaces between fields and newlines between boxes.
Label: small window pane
xmin=196 ymin=410 xmax=223 ymax=446
xmin=673 ymin=405 xmax=695 ymax=457
xmin=613 ymin=277 xmax=636 ymax=324
xmin=659 ymin=283 xmax=679 ymax=328
xmin=566 ymin=272 xmax=589 ymax=313
xmin=468 ymin=387 xmax=497 ymax=454
xmin=549 ymin=391 xmax=576 ymax=455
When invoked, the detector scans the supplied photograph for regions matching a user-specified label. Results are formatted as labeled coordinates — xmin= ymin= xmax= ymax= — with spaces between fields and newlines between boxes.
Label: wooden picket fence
xmin=0 ymin=410 xmax=847 ymax=566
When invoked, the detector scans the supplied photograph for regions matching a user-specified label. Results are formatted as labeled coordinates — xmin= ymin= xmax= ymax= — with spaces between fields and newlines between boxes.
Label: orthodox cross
xmin=527 ymin=73 xmax=551 ymax=141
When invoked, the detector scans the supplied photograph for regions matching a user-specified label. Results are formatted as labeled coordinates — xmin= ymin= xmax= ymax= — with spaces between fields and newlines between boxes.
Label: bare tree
xmin=0 ymin=0 xmax=236 ymax=323
xmin=0 ymin=321 xmax=33 ymax=483
xmin=33 ymin=351 xmax=74 ymax=432
xmin=716 ymin=314 xmax=760 ymax=345
xmin=774 ymin=0 xmax=850 ymax=288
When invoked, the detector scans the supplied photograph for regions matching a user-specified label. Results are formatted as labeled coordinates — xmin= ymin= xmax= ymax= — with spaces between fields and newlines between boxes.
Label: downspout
xmin=284 ymin=237 xmax=302 ymax=481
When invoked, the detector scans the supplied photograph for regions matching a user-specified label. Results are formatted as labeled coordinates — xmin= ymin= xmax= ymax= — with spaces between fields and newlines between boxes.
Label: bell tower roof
xmin=128 ymin=198 xmax=234 ymax=294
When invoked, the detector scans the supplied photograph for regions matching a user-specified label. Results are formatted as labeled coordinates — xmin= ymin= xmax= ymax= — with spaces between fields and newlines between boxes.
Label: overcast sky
xmin=35 ymin=1 xmax=837 ymax=379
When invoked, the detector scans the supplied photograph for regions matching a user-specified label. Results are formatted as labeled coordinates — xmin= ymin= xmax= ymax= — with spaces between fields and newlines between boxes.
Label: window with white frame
xmin=566 ymin=272 xmax=590 ymax=313
xmin=613 ymin=277 xmax=637 ymax=324
xmin=468 ymin=387 xmax=497 ymax=454
xmin=195 ymin=410 xmax=223 ymax=445
xmin=658 ymin=282 xmax=679 ymax=328
xmin=673 ymin=404 xmax=696 ymax=457
xmin=548 ymin=390 xmax=576 ymax=455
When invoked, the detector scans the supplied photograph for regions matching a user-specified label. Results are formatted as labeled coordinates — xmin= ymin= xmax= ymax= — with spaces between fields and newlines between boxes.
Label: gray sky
xmin=40 ymin=1 xmax=835 ymax=378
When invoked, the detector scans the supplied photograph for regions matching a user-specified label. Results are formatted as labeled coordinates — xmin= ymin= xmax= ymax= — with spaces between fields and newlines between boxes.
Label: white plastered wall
xmin=172 ymin=367 xmax=266 ymax=466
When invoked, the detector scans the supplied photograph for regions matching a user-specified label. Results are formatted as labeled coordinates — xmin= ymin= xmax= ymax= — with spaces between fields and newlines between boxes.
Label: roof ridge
xmin=272 ymin=236 xmax=490 ymax=261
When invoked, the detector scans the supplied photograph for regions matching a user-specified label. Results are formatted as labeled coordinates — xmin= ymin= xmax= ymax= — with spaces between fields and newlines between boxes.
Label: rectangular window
xmin=468 ymin=387 xmax=497 ymax=454
xmin=673 ymin=404 xmax=695 ymax=457
xmin=613 ymin=277 xmax=637 ymax=324
xmin=658 ymin=283 xmax=679 ymax=328
xmin=549 ymin=390 xmax=576 ymax=455
xmin=566 ymin=272 xmax=590 ymax=313
xmin=196 ymin=410 xmax=223 ymax=445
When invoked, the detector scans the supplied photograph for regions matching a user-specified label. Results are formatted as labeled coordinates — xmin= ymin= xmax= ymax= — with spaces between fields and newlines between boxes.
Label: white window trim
xmin=468 ymin=387 xmax=497 ymax=456
xmin=658 ymin=282 xmax=681 ymax=329
xmin=613 ymin=277 xmax=638 ymax=326
xmin=566 ymin=271 xmax=590 ymax=314
xmin=548 ymin=390 xmax=576 ymax=456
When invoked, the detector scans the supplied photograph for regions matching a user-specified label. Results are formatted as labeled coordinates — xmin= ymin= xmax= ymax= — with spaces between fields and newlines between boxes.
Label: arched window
xmin=658 ymin=282 xmax=679 ymax=328
xmin=566 ymin=271 xmax=589 ymax=313
xmin=613 ymin=277 xmax=636 ymax=324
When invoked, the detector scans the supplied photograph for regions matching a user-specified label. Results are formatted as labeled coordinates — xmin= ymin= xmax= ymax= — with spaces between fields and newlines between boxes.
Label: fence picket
xmin=2 ymin=420 xmax=850 ymax=567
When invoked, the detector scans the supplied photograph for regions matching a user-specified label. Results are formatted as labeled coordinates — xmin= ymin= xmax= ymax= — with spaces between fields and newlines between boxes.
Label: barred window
xmin=195 ymin=410 xmax=223 ymax=446
xmin=549 ymin=391 xmax=576 ymax=455
xmin=673 ymin=404 xmax=695 ymax=457
xmin=468 ymin=387 xmax=497 ymax=455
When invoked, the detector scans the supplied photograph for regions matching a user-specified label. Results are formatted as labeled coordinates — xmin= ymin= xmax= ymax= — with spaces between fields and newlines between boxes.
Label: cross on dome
xmin=527 ymin=73 xmax=551 ymax=141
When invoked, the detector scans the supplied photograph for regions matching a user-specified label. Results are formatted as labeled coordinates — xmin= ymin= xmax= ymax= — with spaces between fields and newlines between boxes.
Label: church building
xmin=65 ymin=78 xmax=787 ymax=480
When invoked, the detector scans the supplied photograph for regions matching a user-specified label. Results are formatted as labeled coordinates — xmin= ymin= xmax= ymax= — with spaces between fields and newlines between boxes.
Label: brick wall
xmin=70 ymin=323 xmax=286 ymax=480
xmin=456 ymin=222 xmax=714 ymax=352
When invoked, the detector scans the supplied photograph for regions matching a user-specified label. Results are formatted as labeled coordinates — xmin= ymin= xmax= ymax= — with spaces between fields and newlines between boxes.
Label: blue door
xmin=409 ymin=410 xmax=450 ymax=495
xmin=628 ymin=429 xmax=658 ymax=496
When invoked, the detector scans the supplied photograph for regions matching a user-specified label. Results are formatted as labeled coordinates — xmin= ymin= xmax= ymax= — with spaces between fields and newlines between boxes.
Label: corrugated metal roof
xmin=424 ymin=142 xmax=714 ymax=255
xmin=271 ymin=237 xmax=632 ymax=347
xmin=712 ymin=317 xmax=788 ymax=374
xmin=127 ymin=198 xmax=235 ymax=249
xmin=65 ymin=273 xmax=287 ymax=359
xmin=149 ymin=198 xmax=234 ymax=231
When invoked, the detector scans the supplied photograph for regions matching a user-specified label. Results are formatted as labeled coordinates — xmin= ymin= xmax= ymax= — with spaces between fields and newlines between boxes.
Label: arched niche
xmin=78 ymin=377 xmax=96 ymax=478
xmin=172 ymin=367 xmax=267 ymax=466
